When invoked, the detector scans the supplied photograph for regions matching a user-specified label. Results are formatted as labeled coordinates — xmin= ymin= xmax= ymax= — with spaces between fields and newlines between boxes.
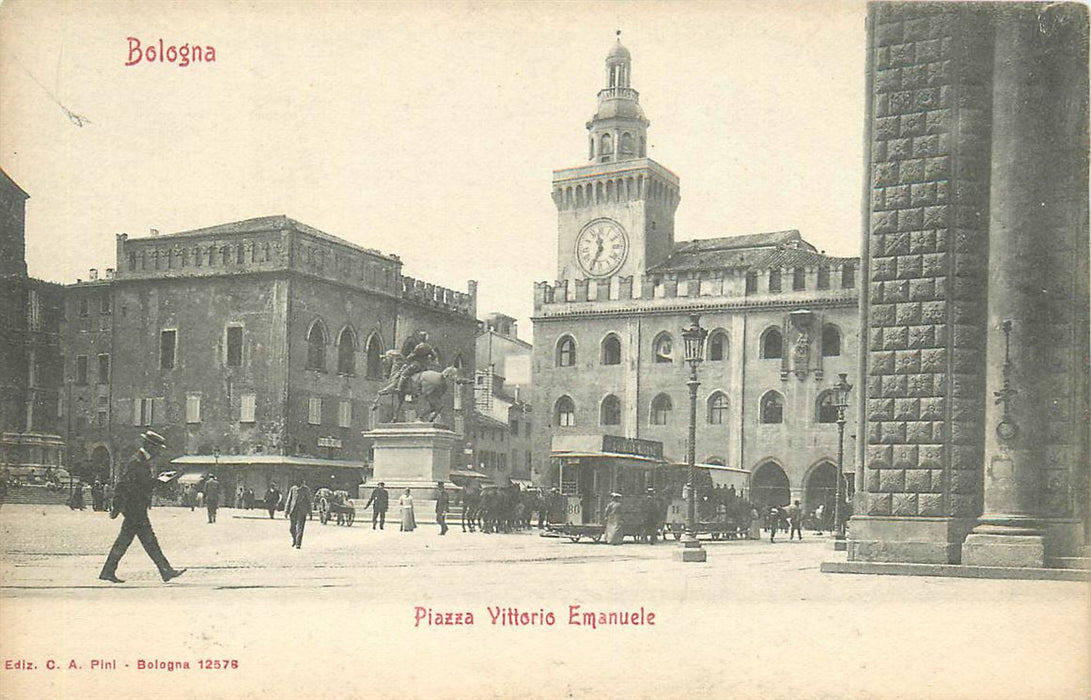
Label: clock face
xmin=576 ymin=219 xmax=629 ymax=277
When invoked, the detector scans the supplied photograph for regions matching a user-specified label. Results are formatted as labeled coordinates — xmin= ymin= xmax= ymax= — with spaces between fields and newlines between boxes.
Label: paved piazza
xmin=1 ymin=504 xmax=1087 ymax=700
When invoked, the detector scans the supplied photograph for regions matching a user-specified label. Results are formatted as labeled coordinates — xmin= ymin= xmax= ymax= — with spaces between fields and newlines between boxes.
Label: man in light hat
xmin=99 ymin=431 xmax=186 ymax=584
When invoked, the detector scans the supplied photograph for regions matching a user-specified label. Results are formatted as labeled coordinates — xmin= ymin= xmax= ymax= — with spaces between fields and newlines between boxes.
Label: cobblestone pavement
xmin=1 ymin=504 xmax=1087 ymax=700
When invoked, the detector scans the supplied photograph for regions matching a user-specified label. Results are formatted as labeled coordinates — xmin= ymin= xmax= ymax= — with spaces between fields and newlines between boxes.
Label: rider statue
xmin=372 ymin=330 xmax=453 ymax=421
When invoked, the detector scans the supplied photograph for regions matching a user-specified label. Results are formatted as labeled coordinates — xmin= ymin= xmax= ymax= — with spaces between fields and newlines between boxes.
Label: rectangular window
xmin=792 ymin=267 xmax=806 ymax=291
xmin=28 ymin=290 xmax=41 ymax=330
xmin=339 ymin=400 xmax=352 ymax=428
xmin=128 ymin=251 xmax=137 ymax=271
xmin=745 ymin=271 xmax=757 ymax=294
xmin=78 ymin=297 xmax=89 ymax=318
xmin=842 ymin=263 xmax=856 ymax=289
xmin=309 ymin=397 xmax=322 ymax=425
xmin=133 ymin=397 xmax=154 ymax=426
xmin=97 ymin=354 xmax=110 ymax=383
xmin=100 ymin=293 xmax=111 ymax=314
xmin=96 ymin=411 xmax=107 ymax=428
xmin=817 ymin=266 xmax=830 ymax=290
xmin=226 ymin=325 xmax=243 ymax=367
xmin=510 ymin=419 xmax=519 ymax=435
xmin=525 ymin=422 xmax=531 ymax=438
xmin=76 ymin=355 xmax=88 ymax=385
xmin=768 ymin=269 xmax=782 ymax=293
xmin=186 ymin=393 xmax=201 ymax=423
xmin=160 ymin=330 xmax=176 ymax=369
xmin=240 ymin=393 xmax=256 ymax=423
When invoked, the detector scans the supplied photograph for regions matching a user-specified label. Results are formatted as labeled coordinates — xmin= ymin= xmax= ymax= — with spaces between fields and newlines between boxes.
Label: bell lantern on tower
xmin=587 ymin=35 xmax=649 ymax=164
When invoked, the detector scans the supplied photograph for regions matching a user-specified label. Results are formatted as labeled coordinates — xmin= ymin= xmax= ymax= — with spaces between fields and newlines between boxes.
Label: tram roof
xmin=667 ymin=461 xmax=751 ymax=475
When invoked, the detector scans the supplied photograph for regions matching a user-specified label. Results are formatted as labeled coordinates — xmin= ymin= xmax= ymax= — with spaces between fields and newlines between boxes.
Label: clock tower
xmin=552 ymin=36 xmax=680 ymax=282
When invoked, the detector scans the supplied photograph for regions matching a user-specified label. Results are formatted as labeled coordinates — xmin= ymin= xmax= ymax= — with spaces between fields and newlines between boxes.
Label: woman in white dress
xmin=399 ymin=488 xmax=417 ymax=532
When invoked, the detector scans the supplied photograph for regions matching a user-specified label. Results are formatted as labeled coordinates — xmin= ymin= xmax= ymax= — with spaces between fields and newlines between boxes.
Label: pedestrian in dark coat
xmin=98 ymin=431 xmax=185 ymax=584
xmin=435 ymin=481 xmax=449 ymax=535
xmin=91 ymin=479 xmax=105 ymax=511
xmin=284 ymin=478 xmax=313 ymax=549
xmin=204 ymin=474 xmax=221 ymax=523
xmin=364 ymin=482 xmax=389 ymax=530
xmin=264 ymin=484 xmax=280 ymax=519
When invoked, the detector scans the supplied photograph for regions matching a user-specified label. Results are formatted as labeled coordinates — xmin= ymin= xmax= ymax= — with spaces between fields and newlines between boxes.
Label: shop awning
xmin=171 ymin=455 xmax=367 ymax=471
xmin=450 ymin=469 xmax=489 ymax=480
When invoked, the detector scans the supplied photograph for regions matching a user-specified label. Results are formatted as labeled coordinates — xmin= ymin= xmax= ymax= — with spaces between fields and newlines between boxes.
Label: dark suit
xmin=285 ymin=483 xmax=313 ymax=548
xmin=435 ymin=489 xmax=449 ymax=535
xmin=100 ymin=450 xmax=176 ymax=580
xmin=364 ymin=487 xmax=389 ymax=529
xmin=204 ymin=477 xmax=221 ymax=523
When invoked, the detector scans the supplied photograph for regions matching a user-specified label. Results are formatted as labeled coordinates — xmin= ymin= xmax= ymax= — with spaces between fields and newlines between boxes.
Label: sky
xmin=0 ymin=0 xmax=867 ymax=337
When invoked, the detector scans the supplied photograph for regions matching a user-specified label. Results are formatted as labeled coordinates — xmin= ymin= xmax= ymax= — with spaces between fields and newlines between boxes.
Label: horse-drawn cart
xmin=315 ymin=488 xmax=355 ymax=526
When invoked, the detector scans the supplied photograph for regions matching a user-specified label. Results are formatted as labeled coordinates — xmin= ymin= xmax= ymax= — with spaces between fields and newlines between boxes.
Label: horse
xmin=373 ymin=353 xmax=460 ymax=423
xmin=461 ymin=488 xmax=481 ymax=533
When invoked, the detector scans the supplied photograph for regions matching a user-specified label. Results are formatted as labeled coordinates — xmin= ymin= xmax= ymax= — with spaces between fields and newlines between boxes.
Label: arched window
xmin=601 ymin=334 xmax=622 ymax=365
xmin=822 ymin=325 xmax=841 ymax=357
xmin=601 ymin=133 xmax=613 ymax=155
xmin=365 ymin=334 xmax=384 ymax=379
xmin=557 ymin=336 xmax=576 ymax=367
xmin=650 ymin=393 xmax=672 ymax=425
xmin=760 ymin=391 xmax=784 ymax=424
xmin=221 ymin=246 xmax=230 ymax=266
xmin=600 ymin=395 xmax=621 ymax=426
xmin=816 ymin=391 xmax=839 ymax=423
xmin=653 ymin=332 xmax=673 ymax=363
xmin=708 ymin=330 xmax=728 ymax=362
xmin=761 ymin=328 xmax=783 ymax=359
xmin=337 ymin=327 xmax=357 ymax=375
xmin=708 ymin=392 xmax=730 ymax=425
xmin=621 ymin=132 xmax=634 ymax=155
xmin=555 ymin=396 xmax=576 ymax=427
xmin=306 ymin=320 xmax=327 ymax=370
xmin=706 ymin=456 xmax=726 ymax=466
xmin=817 ymin=266 xmax=831 ymax=290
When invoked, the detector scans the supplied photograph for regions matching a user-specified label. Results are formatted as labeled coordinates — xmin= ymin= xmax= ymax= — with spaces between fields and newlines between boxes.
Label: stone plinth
xmin=962 ymin=533 xmax=1045 ymax=568
xmin=365 ymin=423 xmax=459 ymax=497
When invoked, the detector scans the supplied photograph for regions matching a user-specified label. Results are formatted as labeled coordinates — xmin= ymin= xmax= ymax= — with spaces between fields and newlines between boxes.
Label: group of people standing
xmin=359 ymin=481 xmax=449 ymax=535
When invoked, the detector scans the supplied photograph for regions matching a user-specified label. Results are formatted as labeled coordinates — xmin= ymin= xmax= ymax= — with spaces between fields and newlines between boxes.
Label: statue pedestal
xmin=365 ymin=423 xmax=459 ymax=500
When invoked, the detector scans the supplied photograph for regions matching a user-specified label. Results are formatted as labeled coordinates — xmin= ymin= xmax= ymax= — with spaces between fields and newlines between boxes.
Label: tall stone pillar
xmin=850 ymin=3 xmax=996 ymax=564
xmin=962 ymin=5 xmax=1089 ymax=566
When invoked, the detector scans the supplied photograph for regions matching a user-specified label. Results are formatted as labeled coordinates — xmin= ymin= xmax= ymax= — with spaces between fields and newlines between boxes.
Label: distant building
xmin=473 ymin=312 xmax=534 ymax=484
xmin=0 ymin=168 xmax=65 ymax=480
xmin=531 ymin=41 xmax=860 ymax=514
xmin=62 ymin=216 xmax=477 ymax=496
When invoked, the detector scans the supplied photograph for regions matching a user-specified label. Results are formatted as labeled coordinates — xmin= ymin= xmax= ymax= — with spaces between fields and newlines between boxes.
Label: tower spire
xmin=585 ymin=35 xmax=649 ymax=163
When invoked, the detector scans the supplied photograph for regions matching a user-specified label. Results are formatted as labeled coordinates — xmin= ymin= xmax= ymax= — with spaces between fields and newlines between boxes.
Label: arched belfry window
xmin=760 ymin=391 xmax=784 ymax=424
xmin=621 ymin=132 xmax=634 ymax=155
xmin=365 ymin=333 xmax=384 ymax=379
xmin=557 ymin=336 xmax=577 ymax=367
xmin=601 ymin=133 xmax=613 ymax=155
xmin=600 ymin=395 xmax=621 ymax=426
xmin=761 ymin=328 xmax=783 ymax=359
xmin=337 ymin=327 xmax=357 ymax=375
xmin=555 ymin=396 xmax=576 ymax=427
xmin=306 ymin=320 xmax=327 ymax=370
xmin=601 ymin=334 xmax=621 ymax=365
xmin=653 ymin=333 xmax=673 ymax=363
xmin=650 ymin=393 xmax=672 ymax=425
xmin=822 ymin=325 xmax=841 ymax=357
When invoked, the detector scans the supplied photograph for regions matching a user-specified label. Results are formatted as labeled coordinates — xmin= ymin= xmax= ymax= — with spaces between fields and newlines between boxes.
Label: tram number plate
xmin=566 ymin=503 xmax=582 ymax=516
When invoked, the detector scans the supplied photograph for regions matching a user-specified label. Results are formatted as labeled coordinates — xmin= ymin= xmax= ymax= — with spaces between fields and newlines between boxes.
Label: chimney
xmin=150 ymin=228 xmax=160 ymax=237
xmin=105 ymin=268 xmax=115 ymax=278
xmin=89 ymin=269 xmax=98 ymax=280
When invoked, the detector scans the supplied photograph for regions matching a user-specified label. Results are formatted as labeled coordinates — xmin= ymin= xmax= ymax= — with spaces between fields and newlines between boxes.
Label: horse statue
xmin=371 ymin=349 xmax=460 ymax=423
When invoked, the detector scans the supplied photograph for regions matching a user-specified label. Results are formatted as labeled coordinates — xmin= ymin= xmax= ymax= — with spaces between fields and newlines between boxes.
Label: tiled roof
xmin=650 ymin=230 xmax=855 ymax=273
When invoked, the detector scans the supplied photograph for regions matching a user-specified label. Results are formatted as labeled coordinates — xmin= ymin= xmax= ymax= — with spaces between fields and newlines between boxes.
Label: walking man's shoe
xmin=99 ymin=573 xmax=125 ymax=584
xmin=161 ymin=568 xmax=187 ymax=582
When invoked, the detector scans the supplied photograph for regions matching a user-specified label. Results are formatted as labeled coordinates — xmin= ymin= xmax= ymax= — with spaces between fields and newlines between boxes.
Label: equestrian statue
xmin=371 ymin=330 xmax=460 ymax=423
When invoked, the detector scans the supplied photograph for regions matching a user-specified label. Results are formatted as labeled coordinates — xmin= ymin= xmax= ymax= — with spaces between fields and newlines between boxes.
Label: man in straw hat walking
xmin=99 ymin=430 xmax=186 ymax=584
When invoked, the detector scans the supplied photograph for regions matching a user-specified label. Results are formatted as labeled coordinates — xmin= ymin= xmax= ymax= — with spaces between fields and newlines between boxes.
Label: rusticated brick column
xmin=851 ymin=3 xmax=996 ymax=564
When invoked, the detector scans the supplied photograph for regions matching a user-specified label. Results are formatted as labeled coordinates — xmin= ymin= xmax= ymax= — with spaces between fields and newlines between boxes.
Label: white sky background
xmin=0 ymin=0 xmax=866 ymax=337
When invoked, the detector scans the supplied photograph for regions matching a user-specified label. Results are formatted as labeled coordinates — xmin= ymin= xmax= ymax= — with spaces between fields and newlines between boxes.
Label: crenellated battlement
xmin=534 ymin=260 xmax=859 ymax=314
xmin=399 ymin=276 xmax=476 ymax=317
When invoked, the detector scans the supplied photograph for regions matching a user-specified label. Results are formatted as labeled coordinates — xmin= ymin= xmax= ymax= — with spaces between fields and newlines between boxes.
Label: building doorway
xmin=90 ymin=445 xmax=112 ymax=483
xmin=751 ymin=461 xmax=790 ymax=511
xmin=804 ymin=461 xmax=837 ymax=527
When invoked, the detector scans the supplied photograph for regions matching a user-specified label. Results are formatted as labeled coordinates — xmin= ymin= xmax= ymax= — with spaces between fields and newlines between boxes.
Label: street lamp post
xmin=675 ymin=314 xmax=708 ymax=563
xmin=832 ymin=372 xmax=853 ymax=539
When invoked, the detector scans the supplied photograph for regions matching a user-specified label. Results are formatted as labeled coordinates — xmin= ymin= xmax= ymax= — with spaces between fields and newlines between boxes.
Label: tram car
xmin=659 ymin=463 xmax=752 ymax=540
xmin=544 ymin=435 xmax=669 ymax=544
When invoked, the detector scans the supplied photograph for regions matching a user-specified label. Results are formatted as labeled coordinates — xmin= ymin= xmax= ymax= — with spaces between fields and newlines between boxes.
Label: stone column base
xmin=847 ymin=516 xmax=977 ymax=564
xmin=962 ymin=533 xmax=1045 ymax=568
xmin=673 ymin=538 xmax=707 ymax=562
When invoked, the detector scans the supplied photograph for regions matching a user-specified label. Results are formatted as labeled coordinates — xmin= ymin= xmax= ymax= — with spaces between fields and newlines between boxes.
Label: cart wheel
xmin=592 ymin=534 xmax=602 ymax=543
xmin=345 ymin=510 xmax=355 ymax=526
xmin=569 ymin=536 xmax=581 ymax=543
